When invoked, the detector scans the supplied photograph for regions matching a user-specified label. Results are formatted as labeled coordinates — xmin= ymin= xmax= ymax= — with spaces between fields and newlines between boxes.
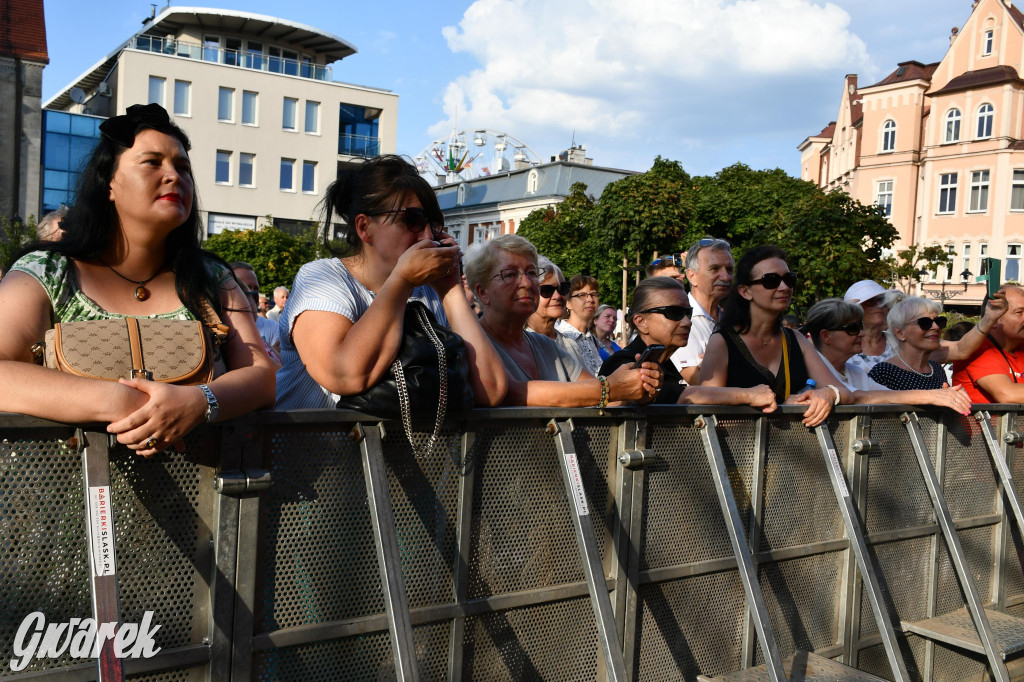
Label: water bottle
xmin=796 ymin=378 xmax=816 ymax=396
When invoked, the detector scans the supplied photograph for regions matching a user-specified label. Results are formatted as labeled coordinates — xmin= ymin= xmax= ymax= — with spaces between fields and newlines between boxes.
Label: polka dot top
xmin=867 ymin=360 xmax=947 ymax=391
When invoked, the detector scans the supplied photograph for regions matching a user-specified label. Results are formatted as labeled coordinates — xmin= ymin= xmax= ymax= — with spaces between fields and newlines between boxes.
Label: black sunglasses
xmin=911 ymin=316 xmax=947 ymax=331
xmin=365 ymin=206 xmax=442 ymax=235
xmin=650 ymin=254 xmax=683 ymax=267
xmin=539 ymin=281 xmax=572 ymax=298
xmin=828 ymin=321 xmax=863 ymax=336
xmin=637 ymin=305 xmax=693 ymax=321
xmin=748 ymin=271 xmax=797 ymax=289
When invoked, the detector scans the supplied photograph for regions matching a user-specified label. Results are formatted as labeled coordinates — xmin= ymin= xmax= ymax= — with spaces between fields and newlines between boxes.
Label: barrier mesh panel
xmin=253 ymin=622 xmax=449 ymax=681
xmin=461 ymin=596 xmax=599 ymax=680
xmin=859 ymin=536 xmax=932 ymax=639
xmin=257 ymin=426 xmax=384 ymax=631
xmin=128 ymin=666 xmax=206 ymax=681
xmin=633 ymin=571 xmax=745 ymax=681
xmin=0 ymin=429 xmax=89 ymax=677
xmin=467 ymin=421 xmax=587 ymax=599
xmin=943 ymin=413 xmax=999 ymax=521
xmin=935 ymin=524 xmax=996 ymax=615
xmin=930 ymin=640 xmax=987 ymax=682
xmin=1007 ymin=414 xmax=1024 ymax=600
xmin=856 ymin=635 xmax=925 ymax=682
xmin=110 ymin=434 xmax=214 ymax=651
xmin=864 ymin=415 xmax=935 ymax=534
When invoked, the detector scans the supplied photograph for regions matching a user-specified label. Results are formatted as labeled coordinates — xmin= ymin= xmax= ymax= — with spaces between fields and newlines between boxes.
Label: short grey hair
xmin=538 ymin=255 xmax=564 ymax=283
xmin=885 ymin=296 xmax=942 ymax=349
xmin=274 ymin=286 xmax=289 ymax=295
xmin=37 ymin=207 xmax=67 ymax=241
xmin=684 ymin=236 xmax=732 ymax=273
xmin=463 ymin=234 xmax=539 ymax=291
xmin=804 ymin=298 xmax=863 ymax=349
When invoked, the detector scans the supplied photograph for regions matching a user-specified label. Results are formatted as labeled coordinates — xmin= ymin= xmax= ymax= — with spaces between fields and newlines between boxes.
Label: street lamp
xmin=918 ymin=268 xmax=972 ymax=307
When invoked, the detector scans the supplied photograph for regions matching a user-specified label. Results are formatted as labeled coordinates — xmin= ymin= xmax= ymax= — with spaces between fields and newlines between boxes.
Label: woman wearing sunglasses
xmin=465 ymin=235 xmax=660 ymax=406
xmin=600 ymin=277 xmax=777 ymax=409
xmin=700 ymin=246 xmax=851 ymax=427
xmin=275 ymin=155 xmax=506 ymax=409
xmin=805 ymin=299 xmax=973 ymax=413
xmin=526 ymin=256 xmax=587 ymax=365
xmin=866 ymin=295 xmax=1005 ymax=390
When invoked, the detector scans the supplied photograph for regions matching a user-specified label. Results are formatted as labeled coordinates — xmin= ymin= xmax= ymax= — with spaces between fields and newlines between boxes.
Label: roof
xmin=928 ymin=65 xmax=1023 ymax=96
xmin=44 ymin=6 xmax=357 ymax=109
xmin=862 ymin=60 xmax=938 ymax=90
xmin=0 ymin=0 xmax=48 ymax=62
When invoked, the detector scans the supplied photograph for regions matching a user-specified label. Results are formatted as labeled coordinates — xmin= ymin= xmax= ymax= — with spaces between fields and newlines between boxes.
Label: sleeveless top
xmin=719 ymin=327 xmax=809 ymax=402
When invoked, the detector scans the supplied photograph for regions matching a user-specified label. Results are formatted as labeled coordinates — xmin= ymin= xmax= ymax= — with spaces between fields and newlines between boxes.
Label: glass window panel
xmin=280 ymin=159 xmax=294 ymax=190
xmin=69 ymin=115 xmax=94 ymax=137
xmin=242 ymin=91 xmax=257 ymax=125
xmin=218 ymin=87 xmax=233 ymax=121
xmin=302 ymin=161 xmax=316 ymax=192
xmin=45 ymin=111 xmax=70 ymax=134
xmin=224 ymin=37 xmax=241 ymax=66
xmin=282 ymin=98 xmax=297 ymax=130
xmin=69 ymin=136 xmax=98 ymax=172
xmin=148 ymin=76 xmax=164 ymax=106
xmin=204 ymin=35 xmax=220 ymax=63
xmin=216 ymin=151 xmax=231 ymax=183
xmin=239 ymin=153 xmax=254 ymax=186
xmin=174 ymin=81 xmax=190 ymax=116
xmin=44 ymin=134 xmax=70 ymax=171
xmin=304 ymin=101 xmax=319 ymax=133
xmin=44 ymin=169 xmax=69 ymax=191
xmin=1013 ymin=170 xmax=1024 ymax=211
xmin=43 ymin=189 xmax=68 ymax=211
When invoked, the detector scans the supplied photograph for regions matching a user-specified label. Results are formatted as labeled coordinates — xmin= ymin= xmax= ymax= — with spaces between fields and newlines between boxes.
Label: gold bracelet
xmin=598 ymin=375 xmax=609 ymax=408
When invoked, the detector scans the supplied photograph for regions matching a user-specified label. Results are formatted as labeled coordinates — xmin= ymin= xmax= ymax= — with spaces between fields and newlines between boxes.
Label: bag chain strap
xmin=392 ymin=305 xmax=448 ymax=458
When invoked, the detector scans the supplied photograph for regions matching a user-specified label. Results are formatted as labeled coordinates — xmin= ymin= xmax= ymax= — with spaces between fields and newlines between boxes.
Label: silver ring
xmin=145 ymin=438 xmax=158 ymax=449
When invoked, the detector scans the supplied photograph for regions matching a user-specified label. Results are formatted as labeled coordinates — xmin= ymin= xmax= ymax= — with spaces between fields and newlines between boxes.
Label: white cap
xmin=843 ymin=280 xmax=892 ymax=304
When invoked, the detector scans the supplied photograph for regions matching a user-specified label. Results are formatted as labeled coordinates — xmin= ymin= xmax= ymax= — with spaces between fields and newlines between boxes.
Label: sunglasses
xmin=365 ymin=206 xmax=442 ymax=235
xmin=748 ymin=271 xmax=797 ymax=289
xmin=539 ymin=281 xmax=572 ymax=298
xmin=637 ymin=305 xmax=693 ymax=321
xmin=827 ymin=322 xmax=863 ymax=336
xmin=650 ymin=254 xmax=683 ymax=267
xmin=696 ymin=238 xmax=730 ymax=248
xmin=910 ymin=316 xmax=947 ymax=331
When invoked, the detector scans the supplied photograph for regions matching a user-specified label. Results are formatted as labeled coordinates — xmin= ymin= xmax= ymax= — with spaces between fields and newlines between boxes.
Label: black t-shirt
xmin=718 ymin=327 xmax=809 ymax=403
xmin=599 ymin=336 xmax=686 ymax=404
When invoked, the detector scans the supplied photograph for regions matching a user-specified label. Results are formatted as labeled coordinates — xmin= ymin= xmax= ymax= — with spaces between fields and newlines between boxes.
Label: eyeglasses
xmin=911 ymin=316 xmax=947 ymax=331
xmin=696 ymin=238 xmax=730 ymax=248
xmin=637 ymin=305 xmax=693 ymax=321
xmin=748 ymin=272 xmax=797 ymax=289
xmin=827 ymin=322 xmax=864 ymax=336
xmin=491 ymin=267 xmax=541 ymax=285
xmin=570 ymin=292 xmax=600 ymax=301
xmin=364 ymin=207 xmax=442 ymax=234
xmin=539 ymin=281 xmax=572 ymax=298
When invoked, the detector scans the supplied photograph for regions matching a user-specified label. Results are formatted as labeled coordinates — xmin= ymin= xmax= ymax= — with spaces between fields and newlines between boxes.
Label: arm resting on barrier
xmin=678 ymin=384 xmax=777 ymax=413
xmin=852 ymin=385 xmax=972 ymax=415
xmin=502 ymin=362 xmax=660 ymax=407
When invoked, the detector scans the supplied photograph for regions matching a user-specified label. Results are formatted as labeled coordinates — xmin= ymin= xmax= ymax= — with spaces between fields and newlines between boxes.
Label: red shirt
xmin=952 ymin=337 xmax=1024 ymax=403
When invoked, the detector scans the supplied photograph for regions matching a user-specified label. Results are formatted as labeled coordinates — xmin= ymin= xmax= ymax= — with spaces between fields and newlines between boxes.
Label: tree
xmin=203 ymin=217 xmax=325 ymax=292
xmin=517 ymin=182 xmax=600 ymax=283
xmin=883 ymin=245 xmax=950 ymax=293
xmin=0 ymin=214 xmax=38 ymax=275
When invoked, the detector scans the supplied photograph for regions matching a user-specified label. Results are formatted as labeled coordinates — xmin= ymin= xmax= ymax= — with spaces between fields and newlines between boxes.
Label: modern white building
xmin=43 ymin=6 xmax=397 ymax=235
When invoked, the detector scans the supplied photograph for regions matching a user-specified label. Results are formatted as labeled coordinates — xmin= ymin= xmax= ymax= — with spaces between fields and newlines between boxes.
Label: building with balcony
xmin=43 ymin=6 xmax=396 ymax=235
xmin=798 ymin=0 xmax=1024 ymax=308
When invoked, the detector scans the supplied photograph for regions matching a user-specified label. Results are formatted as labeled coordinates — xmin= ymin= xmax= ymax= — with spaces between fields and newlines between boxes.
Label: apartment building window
xmin=218 ymin=87 xmax=234 ymax=122
xmin=304 ymin=101 xmax=320 ymax=134
xmin=283 ymin=98 xmax=297 ymax=131
xmin=280 ymin=158 xmax=295 ymax=191
xmin=962 ymin=244 xmax=972 ymax=275
xmin=239 ymin=153 xmax=254 ymax=187
xmin=173 ymin=80 xmax=190 ymax=116
xmin=945 ymin=245 xmax=956 ymax=280
xmin=224 ymin=37 xmax=242 ymax=67
xmin=203 ymin=35 xmax=220 ymax=63
xmin=1013 ymin=170 xmax=1024 ymax=210
xmin=245 ymin=41 xmax=263 ymax=69
xmin=882 ymin=120 xmax=896 ymax=152
xmin=945 ymin=109 xmax=961 ymax=143
xmin=148 ymin=76 xmax=165 ymax=107
xmin=984 ymin=29 xmax=994 ymax=55
xmin=242 ymin=91 xmax=258 ymax=126
xmin=981 ymin=243 xmax=989 ymax=275
xmin=1008 ymin=243 xmax=1022 ymax=282
xmin=876 ymin=180 xmax=893 ymax=216
xmin=977 ymin=104 xmax=994 ymax=139
xmin=969 ymin=170 xmax=990 ymax=212
xmin=938 ymin=173 xmax=958 ymax=214
xmin=302 ymin=161 xmax=317 ymax=193
xmin=216 ymin=151 xmax=231 ymax=185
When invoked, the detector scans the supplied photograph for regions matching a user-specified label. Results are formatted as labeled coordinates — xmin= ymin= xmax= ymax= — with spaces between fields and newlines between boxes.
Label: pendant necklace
xmin=96 ymin=255 xmax=161 ymax=301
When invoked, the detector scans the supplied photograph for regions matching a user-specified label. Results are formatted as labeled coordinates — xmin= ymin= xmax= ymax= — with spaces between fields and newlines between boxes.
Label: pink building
xmin=800 ymin=0 xmax=1024 ymax=308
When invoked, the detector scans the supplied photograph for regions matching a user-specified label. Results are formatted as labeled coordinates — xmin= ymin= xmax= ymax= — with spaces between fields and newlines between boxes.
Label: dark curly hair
xmin=718 ymin=245 xmax=789 ymax=335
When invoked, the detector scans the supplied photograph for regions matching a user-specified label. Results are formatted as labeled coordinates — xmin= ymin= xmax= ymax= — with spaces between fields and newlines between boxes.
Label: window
xmin=282 ymin=49 xmax=299 ymax=76
xmin=882 ymin=120 xmax=896 ymax=152
xmin=945 ymin=245 xmax=956 ymax=280
xmin=304 ymin=101 xmax=320 ymax=134
xmin=1008 ymin=243 xmax=1022 ymax=282
xmin=977 ymin=104 xmax=994 ymax=138
xmin=938 ymin=173 xmax=958 ymax=213
xmin=527 ymin=169 xmax=539 ymax=194
xmin=985 ymin=29 xmax=994 ymax=55
xmin=218 ymin=87 xmax=234 ymax=122
xmin=242 ymin=91 xmax=257 ymax=126
xmin=963 ymin=244 xmax=972 ymax=275
xmin=1014 ymin=170 xmax=1024 ymax=210
xmin=215 ymin=151 xmax=231 ymax=184
xmin=969 ymin=170 xmax=990 ymax=212
xmin=876 ymin=180 xmax=893 ymax=217
xmin=245 ymin=41 xmax=263 ymax=70
xmin=280 ymin=158 xmax=295 ymax=191
xmin=945 ymin=109 xmax=961 ymax=143
xmin=282 ymin=98 xmax=297 ymax=131
xmin=981 ymin=243 xmax=990 ymax=275
xmin=302 ymin=161 xmax=316 ymax=193
xmin=239 ymin=153 xmax=254 ymax=187
xmin=173 ymin=80 xmax=190 ymax=116
xmin=148 ymin=76 xmax=165 ymax=106
xmin=203 ymin=35 xmax=220 ymax=63
xmin=224 ymin=37 xmax=242 ymax=67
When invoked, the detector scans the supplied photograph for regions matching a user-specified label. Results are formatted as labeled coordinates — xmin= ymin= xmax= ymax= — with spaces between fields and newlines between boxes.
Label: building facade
xmin=44 ymin=6 xmax=396 ymax=235
xmin=799 ymin=0 xmax=1024 ymax=306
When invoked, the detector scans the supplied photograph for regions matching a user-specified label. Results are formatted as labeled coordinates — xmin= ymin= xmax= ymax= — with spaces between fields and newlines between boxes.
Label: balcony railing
xmin=131 ymin=35 xmax=331 ymax=81
xmin=338 ymin=133 xmax=380 ymax=158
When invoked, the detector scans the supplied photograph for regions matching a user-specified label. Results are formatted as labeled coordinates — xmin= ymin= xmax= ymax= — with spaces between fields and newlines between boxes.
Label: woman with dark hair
xmin=600 ymin=277 xmax=776 ymax=409
xmin=0 ymin=103 xmax=276 ymax=455
xmin=275 ymin=154 xmax=506 ymax=409
xmin=700 ymin=246 xmax=851 ymax=427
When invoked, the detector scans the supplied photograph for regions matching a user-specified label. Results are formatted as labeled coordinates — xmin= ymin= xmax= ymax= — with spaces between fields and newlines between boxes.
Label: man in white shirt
xmin=266 ymin=285 xmax=289 ymax=322
xmin=670 ymin=237 xmax=733 ymax=383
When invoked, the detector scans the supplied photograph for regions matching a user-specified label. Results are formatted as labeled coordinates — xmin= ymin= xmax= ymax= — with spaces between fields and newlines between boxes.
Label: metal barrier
xmin=4 ymin=405 xmax=1024 ymax=681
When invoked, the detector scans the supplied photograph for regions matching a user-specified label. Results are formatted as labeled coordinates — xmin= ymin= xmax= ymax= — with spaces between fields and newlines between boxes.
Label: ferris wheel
xmin=414 ymin=129 xmax=542 ymax=185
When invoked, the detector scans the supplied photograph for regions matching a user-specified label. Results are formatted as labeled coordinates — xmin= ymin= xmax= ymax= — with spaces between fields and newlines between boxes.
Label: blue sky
xmin=43 ymin=0 xmax=972 ymax=178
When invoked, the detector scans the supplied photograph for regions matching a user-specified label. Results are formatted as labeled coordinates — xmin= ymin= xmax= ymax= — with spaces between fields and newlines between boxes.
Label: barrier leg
xmin=548 ymin=419 xmax=628 ymax=682
xmin=977 ymin=411 xmax=1024 ymax=536
xmin=355 ymin=423 xmax=420 ymax=682
xmin=80 ymin=429 xmax=125 ymax=682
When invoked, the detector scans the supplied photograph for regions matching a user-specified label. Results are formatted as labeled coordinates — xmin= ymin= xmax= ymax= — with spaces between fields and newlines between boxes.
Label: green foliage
xmin=518 ymin=182 xmax=599 ymax=281
xmin=0 ymin=214 xmax=38 ymax=275
xmin=203 ymin=217 xmax=326 ymax=292
xmin=883 ymin=245 xmax=950 ymax=292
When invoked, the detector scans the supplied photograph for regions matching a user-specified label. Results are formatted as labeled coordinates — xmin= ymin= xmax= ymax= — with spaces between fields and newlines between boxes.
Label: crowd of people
xmin=4 ymin=102 xmax=1019 ymax=455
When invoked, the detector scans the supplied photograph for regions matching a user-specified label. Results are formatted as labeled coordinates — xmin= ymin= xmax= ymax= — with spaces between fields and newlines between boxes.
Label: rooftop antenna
xmin=570 ymin=130 xmax=576 ymax=148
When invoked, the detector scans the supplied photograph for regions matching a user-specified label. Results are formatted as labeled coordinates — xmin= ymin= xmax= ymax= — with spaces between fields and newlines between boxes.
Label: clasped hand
xmin=107 ymin=378 xmax=207 ymax=458
xmin=394 ymin=233 xmax=462 ymax=294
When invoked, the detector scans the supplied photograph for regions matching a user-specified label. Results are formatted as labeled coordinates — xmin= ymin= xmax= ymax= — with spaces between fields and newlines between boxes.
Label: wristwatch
xmin=197 ymin=384 xmax=220 ymax=422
